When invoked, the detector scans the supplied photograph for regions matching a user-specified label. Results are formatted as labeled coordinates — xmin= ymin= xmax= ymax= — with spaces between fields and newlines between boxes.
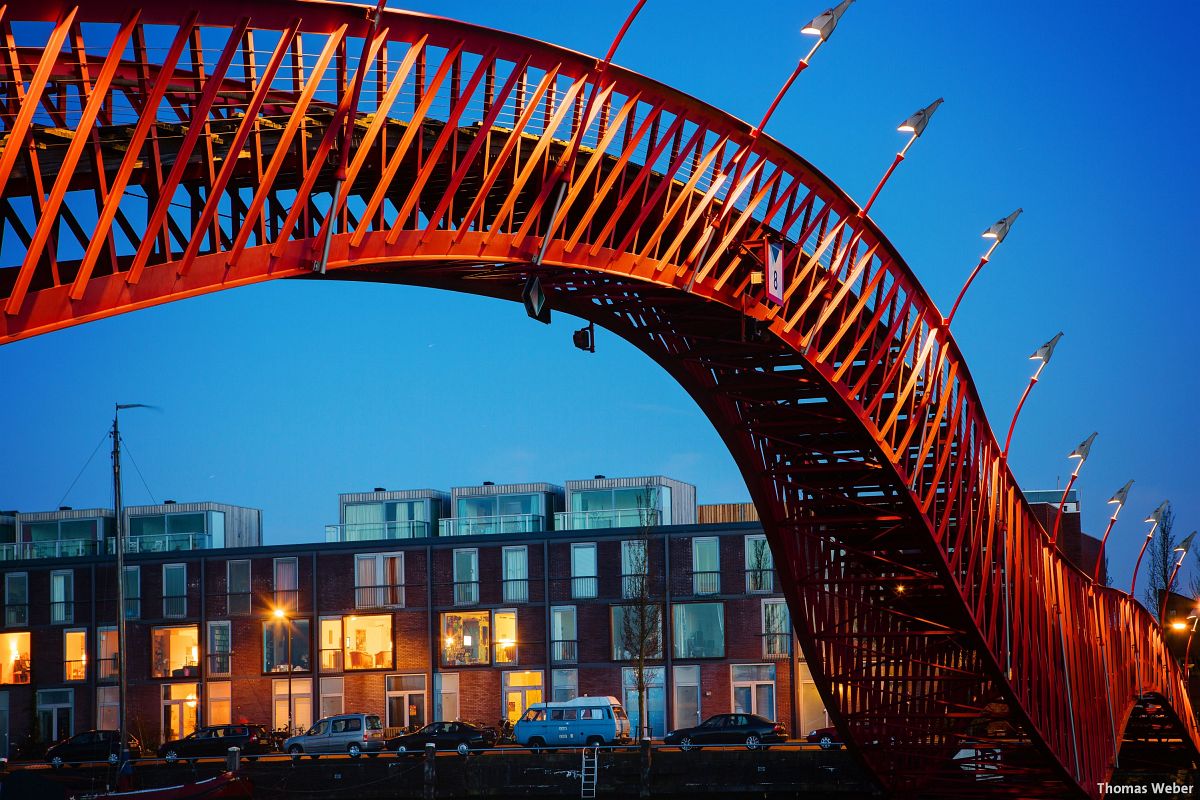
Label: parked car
xmin=46 ymin=730 xmax=142 ymax=767
xmin=805 ymin=726 xmax=842 ymax=750
xmin=283 ymin=713 xmax=385 ymax=758
xmin=664 ymin=714 xmax=786 ymax=751
xmin=514 ymin=696 xmax=632 ymax=749
xmin=388 ymin=721 xmax=497 ymax=756
xmin=159 ymin=724 xmax=276 ymax=762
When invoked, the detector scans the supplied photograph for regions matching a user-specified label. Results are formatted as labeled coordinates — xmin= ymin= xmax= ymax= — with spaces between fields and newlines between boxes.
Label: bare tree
xmin=618 ymin=484 xmax=663 ymax=739
xmin=1144 ymin=502 xmax=1177 ymax=619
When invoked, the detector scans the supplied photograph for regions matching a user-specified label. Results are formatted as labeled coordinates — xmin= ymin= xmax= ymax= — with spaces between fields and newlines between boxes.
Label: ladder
xmin=581 ymin=744 xmax=599 ymax=799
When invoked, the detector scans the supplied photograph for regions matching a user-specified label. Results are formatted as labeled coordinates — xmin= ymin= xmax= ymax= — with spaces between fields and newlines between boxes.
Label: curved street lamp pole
xmin=1093 ymin=480 xmax=1133 ymax=583
xmin=1050 ymin=432 xmax=1097 ymax=545
xmin=1162 ymin=531 xmax=1196 ymax=623
xmin=1001 ymin=332 xmax=1064 ymax=459
xmin=1130 ymin=501 xmax=1169 ymax=598
xmin=945 ymin=209 xmax=1022 ymax=327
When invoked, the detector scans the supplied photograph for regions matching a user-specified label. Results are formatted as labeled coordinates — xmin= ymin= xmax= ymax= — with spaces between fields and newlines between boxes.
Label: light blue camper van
xmin=514 ymin=696 xmax=632 ymax=748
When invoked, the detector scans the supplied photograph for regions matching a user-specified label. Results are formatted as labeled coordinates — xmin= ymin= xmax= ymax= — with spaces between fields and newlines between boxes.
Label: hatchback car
xmin=46 ymin=730 xmax=142 ymax=768
xmin=388 ymin=721 xmax=497 ymax=756
xmin=664 ymin=714 xmax=786 ymax=751
xmin=159 ymin=724 xmax=275 ymax=762
xmin=805 ymin=726 xmax=843 ymax=750
xmin=283 ymin=713 xmax=386 ymax=758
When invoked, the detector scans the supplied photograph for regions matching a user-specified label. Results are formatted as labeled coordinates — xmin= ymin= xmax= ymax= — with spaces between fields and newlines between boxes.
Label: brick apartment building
xmin=0 ymin=477 xmax=1100 ymax=754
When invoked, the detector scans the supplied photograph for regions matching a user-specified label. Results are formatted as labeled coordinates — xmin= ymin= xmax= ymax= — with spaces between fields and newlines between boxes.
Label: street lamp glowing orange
xmin=273 ymin=607 xmax=286 ymax=619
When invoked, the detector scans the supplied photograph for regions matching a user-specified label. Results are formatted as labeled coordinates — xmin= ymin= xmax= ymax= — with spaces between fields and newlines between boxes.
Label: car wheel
xmin=456 ymin=742 xmax=470 ymax=757
xmin=529 ymin=737 xmax=545 ymax=753
xmin=585 ymin=736 xmax=604 ymax=748
xmin=108 ymin=753 xmax=119 ymax=765
xmin=288 ymin=745 xmax=302 ymax=760
xmin=50 ymin=756 xmax=63 ymax=769
xmin=819 ymin=734 xmax=836 ymax=750
xmin=347 ymin=743 xmax=362 ymax=759
xmin=745 ymin=734 xmax=762 ymax=751
xmin=396 ymin=744 xmax=408 ymax=756
xmin=164 ymin=749 xmax=178 ymax=764
xmin=679 ymin=736 xmax=698 ymax=753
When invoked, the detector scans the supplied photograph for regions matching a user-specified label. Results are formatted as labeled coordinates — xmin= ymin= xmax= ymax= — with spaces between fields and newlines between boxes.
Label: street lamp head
xmin=1029 ymin=331 xmax=1064 ymax=364
xmin=982 ymin=208 xmax=1023 ymax=243
xmin=1108 ymin=479 xmax=1134 ymax=507
xmin=1146 ymin=500 xmax=1169 ymax=525
xmin=1175 ymin=531 xmax=1196 ymax=557
xmin=1068 ymin=432 xmax=1098 ymax=462
xmin=897 ymin=98 xmax=944 ymax=137
xmin=801 ymin=0 xmax=854 ymax=41
xmin=273 ymin=607 xmax=286 ymax=619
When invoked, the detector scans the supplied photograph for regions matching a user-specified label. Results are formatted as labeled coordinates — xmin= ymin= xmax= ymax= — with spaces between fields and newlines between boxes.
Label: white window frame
xmin=226 ymin=560 xmax=251 ymax=616
xmin=452 ymin=548 xmax=479 ymax=606
xmin=384 ymin=674 xmax=427 ymax=729
xmin=97 ymin=626 xmax=118 ymax=681
xmin=691 ymin=537 xmax=719 ymax=595
xmin=761 ymin=598 xmax=790 ymax=659
xmin=123 ymin=565 xmax=140 ymax=619
xmin=551 ymin=668 xmax=578 ymax=703
xmin=207 ymin=620 xmax=232 ymax=677
xmin=621 ymin=540 xmax=647 ymax=599
xmin=50 ymin=569 xmax=73 ymax=624
xmin=63 ymin=628 xmax=87 ymax=682
xmin=354 ymin=552 xmax=405 ymax=609
xmin=501 ymin=546 xmax=528 ymax=603
xmin=273 ymin=557 xmax=299 ymax=611
xmin=730 ymin=663 xmax=777 ymax=721
xmin=745 ymin=534 xmax=774 ymax=593
xmin=4 ymin=572 xmax=28 ymax=627
xmin=163 ymin=563 xmax=187 ymax=618
xmin=492 ymin=608 xmax=518 ymax=665
xmin=320 ymin=676 xmax=345 ymax=718
xmin=550 ymin=605 xmax=577 ymax=663
xmin=570 ymin=543 xmax=597 ymax=600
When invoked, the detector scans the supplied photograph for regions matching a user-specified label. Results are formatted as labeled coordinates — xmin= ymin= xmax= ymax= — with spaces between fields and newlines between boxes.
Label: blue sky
xmin=1 ymin=1 xmax=1197 ymax=591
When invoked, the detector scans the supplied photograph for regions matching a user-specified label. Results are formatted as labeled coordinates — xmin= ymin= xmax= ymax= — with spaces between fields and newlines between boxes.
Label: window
xmin=162 ymin=683 xmax=198 ymax=741
xmin=273 ymin=558 xmax=298 ymax=611
xmin=731 ymin=664 xmax=776 ymax=720
xmin=163 ymin=564 xmax=187 ymax=618
xmin=263 ymin=618 xmax=311 ymax=673
xmin=493 ymin=610 xmax=517 ymax=664
xmin=98 ymin=627 xmax=118 ymax=680
xmin=64 ymin=629 xmax=87 ymax=681
xmin=673 ymin=665 xmax=701 ymax=729
xmin=385 ymin=674 xmax=426 ymax=729
xmin=97 ymin=686 xmax=119 ymax=730
xmin=343 ymin=500 xmax=429 ymax=540
xmin=123 ymin=565 xmax=140 ymax=619
xmin=550 ymin=606 xmax=577 ymax=663
xmin=622 ymin=666 xmax=665 ymax=738
xmin=745 ymin=535 xmax=774 ymax=593
xmin=355 ymin=553 xmax=404 ymax=608
xmin=207 ymin=681 xmax=231 ymax=725
xmin=319 ymin=617 xmax=343 ymax=672
xmin=449 ymin=493 xmax=544 ymax=535
xmin=152 ymin=626 xmax=200 ymax=678
xmin=435 ymin=673 xmax=459 ymax=722
xmin=621 ymin=540 xmax=648 ymax=599
xmin=762 ymin=600 xmax=791 ymax=659
xmin=37 ymin=689 xmax=73 ymax=742
xmin=130 ymin=512 xmax=210 ymax=550
xmin=320 ymin=677 xmax=344 ymax=718
xmin=551 ymin=669 xmax=578 ymax=703
xmin=344 ymin=615 xmax=393 ymax=670
xmin=227 ymin=560 xmax=251 ymax=616
xmin=441 ymin=611 xmax=490 ymax=666
xmin=50 ymin=570 xmax=73 ymax=624
xmin=567 ymin=486 xmax=665 ymax=528
xmin=611 ymin=605 xmax=663 ymax=660
xmin=272 ymin=678 xmax=312 ymax=735
xmin=692 ymin=538 xmax=719 ymax=595
xmin=502 ymin=546 xmax=528 ymax=603
xmin=571 ymin=543 xmax=597 ymax=599
xmin=672 ymin=603 xmax=725 ymax=658
xmin=0 ymin=632 xmax=30 ymax=683
xmin=208 ymin=621 xmax=232 ymax=676
xmin=502 ymin=670 xmax=543 ymax=723
xmin=4 ymin=573 xmax=27 ymax=627
xmin=453 ymin=549 xmax=478 ymax=606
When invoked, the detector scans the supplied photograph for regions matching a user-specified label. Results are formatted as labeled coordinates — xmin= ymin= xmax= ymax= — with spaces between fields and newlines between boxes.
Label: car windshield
xmin=520 ymin=708 xmax=544 ymax=722
xmin=367 ymin=716 xmax=383 ymax=730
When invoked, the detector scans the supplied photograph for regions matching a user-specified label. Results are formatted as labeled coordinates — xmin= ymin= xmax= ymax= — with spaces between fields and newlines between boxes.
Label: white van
xmin=514 ymin=696 xmax=631 ymax=748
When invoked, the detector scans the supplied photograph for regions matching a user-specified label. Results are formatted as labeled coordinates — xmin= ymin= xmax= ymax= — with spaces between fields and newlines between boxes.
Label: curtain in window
xmin=356 ymin=556 xmax=378 ymax=607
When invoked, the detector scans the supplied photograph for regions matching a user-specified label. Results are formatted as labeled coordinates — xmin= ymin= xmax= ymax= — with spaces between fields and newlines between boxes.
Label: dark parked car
xmin=664 ymin=714 xmax=786 ymax=751
xmin=805 ymin=726 xmax=843 ymax=750
xmin=46 ymin=730 xmax=142 ymax=767
xmin=387 ymin=721 xmax=497 ymax=756
xmin=159 ymin=724 xmax=276 ymax=762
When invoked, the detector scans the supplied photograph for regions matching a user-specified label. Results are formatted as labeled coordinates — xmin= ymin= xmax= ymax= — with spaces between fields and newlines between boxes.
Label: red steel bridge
xmin=0 ymin=2 xmax=1196 ymax=796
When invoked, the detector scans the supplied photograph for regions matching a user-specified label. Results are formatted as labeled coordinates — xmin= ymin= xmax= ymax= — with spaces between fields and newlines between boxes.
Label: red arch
xmin=0 ymin=2 xmax=1195 ymax=795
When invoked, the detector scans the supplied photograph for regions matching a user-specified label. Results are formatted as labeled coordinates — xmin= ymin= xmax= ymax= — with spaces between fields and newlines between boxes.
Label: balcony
xmin=355 ymin=584 xmax=405 ymax=609
xmin=502 ymin=579 xmax=529 ymax=604
xmin=208 ymin=652 xmax=231 ymax=676
xmin=453 ymin=581 xmax=479 ymax=606
xmin=692 ymin=571 xmax=721 ymax=596
xmin=551 ymin=639 xmax=577 ymax=663
xmin=107 ymin=533 xmax=211 ymax=554
xmin=162 ymin=594 xmax=187 ymax=618
xmin=4 ymin=604 xmax=28 ymax=627
xmin=745 ymin=568 xmax=777 ymax=594
xmin=50 ymin=601 xmax=74 ymax=625
xmin=762 ymin=632 xmax=791 ymax=660
xmin=226 ymin=592 xmax=252 ymax=617
xmin=65 ymin=658 xmax=86 ymax=681
xmin=97 ymin=655 xmax=119 ymax=681
xmin=554 ymin=508 xmax=661 ymax=531
xmin=0 ymin=539 xmax=99 ymax=560
xmin=320 ymin=648 xmax=343 ymax=672
xmin=325 ymin=521 xmax=431 ymax=543
xmin=570 ymin=576 xmax=598 ymax=600
xmin=438 ymin=514 xmax=544 ymax=537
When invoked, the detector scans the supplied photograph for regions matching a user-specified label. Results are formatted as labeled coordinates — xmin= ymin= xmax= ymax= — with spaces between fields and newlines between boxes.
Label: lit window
xmin=344 ymin=615 xmax=393 ymax=670
xmin=207 ymin=681 xmax=231 ymax=725
xmin=494 ymin=611 xmax=517 ymax=664
xmin=162 ymin=683 xmax=198 ymax=741
xmin=98 ymin=627 xmax=118 ymax=681
xmin=672 ymin=603 xmax=725 ymax=658
xmin=64 ymin=629 xmax=87 ymax=681
xmin=208 ymin=621 xmax=231 ymax=676
xmin=441 ymin=611 xmax=491 ymax=666
xmin=0 ymin=632 xmax=30 ymax=684
xmin=151 ymin=626 xmax=200 ymax=678
xmin=262 ymin=618 xmax=310 ymax=673
xmin=319 ymin=618 xmax=343 ymax=672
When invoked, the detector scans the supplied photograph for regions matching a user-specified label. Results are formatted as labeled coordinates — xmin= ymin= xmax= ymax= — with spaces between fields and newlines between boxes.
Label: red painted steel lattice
xmin=0 ymin=2 xmax=1195 ymax=796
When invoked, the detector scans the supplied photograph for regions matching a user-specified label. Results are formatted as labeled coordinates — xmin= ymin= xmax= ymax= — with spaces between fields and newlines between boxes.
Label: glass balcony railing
xmin=0 ymin=539 xmax=99 ymax=560
xmin=325 ymin=521 xmax=431 ymax=543
xmin=554 ymin=508 xmax=661 ymax=530
xmin=106 ymin=533 xmax=211 ymax=554
xmin=438 ymin=514 xmax=544 ymax=537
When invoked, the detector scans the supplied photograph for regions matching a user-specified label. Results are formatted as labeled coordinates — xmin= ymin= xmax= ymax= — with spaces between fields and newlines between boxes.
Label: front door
xmin=36 ymin=689 xmax=73 ymax=743
xmin=672 ymin=667 xmax=700 ymax=729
